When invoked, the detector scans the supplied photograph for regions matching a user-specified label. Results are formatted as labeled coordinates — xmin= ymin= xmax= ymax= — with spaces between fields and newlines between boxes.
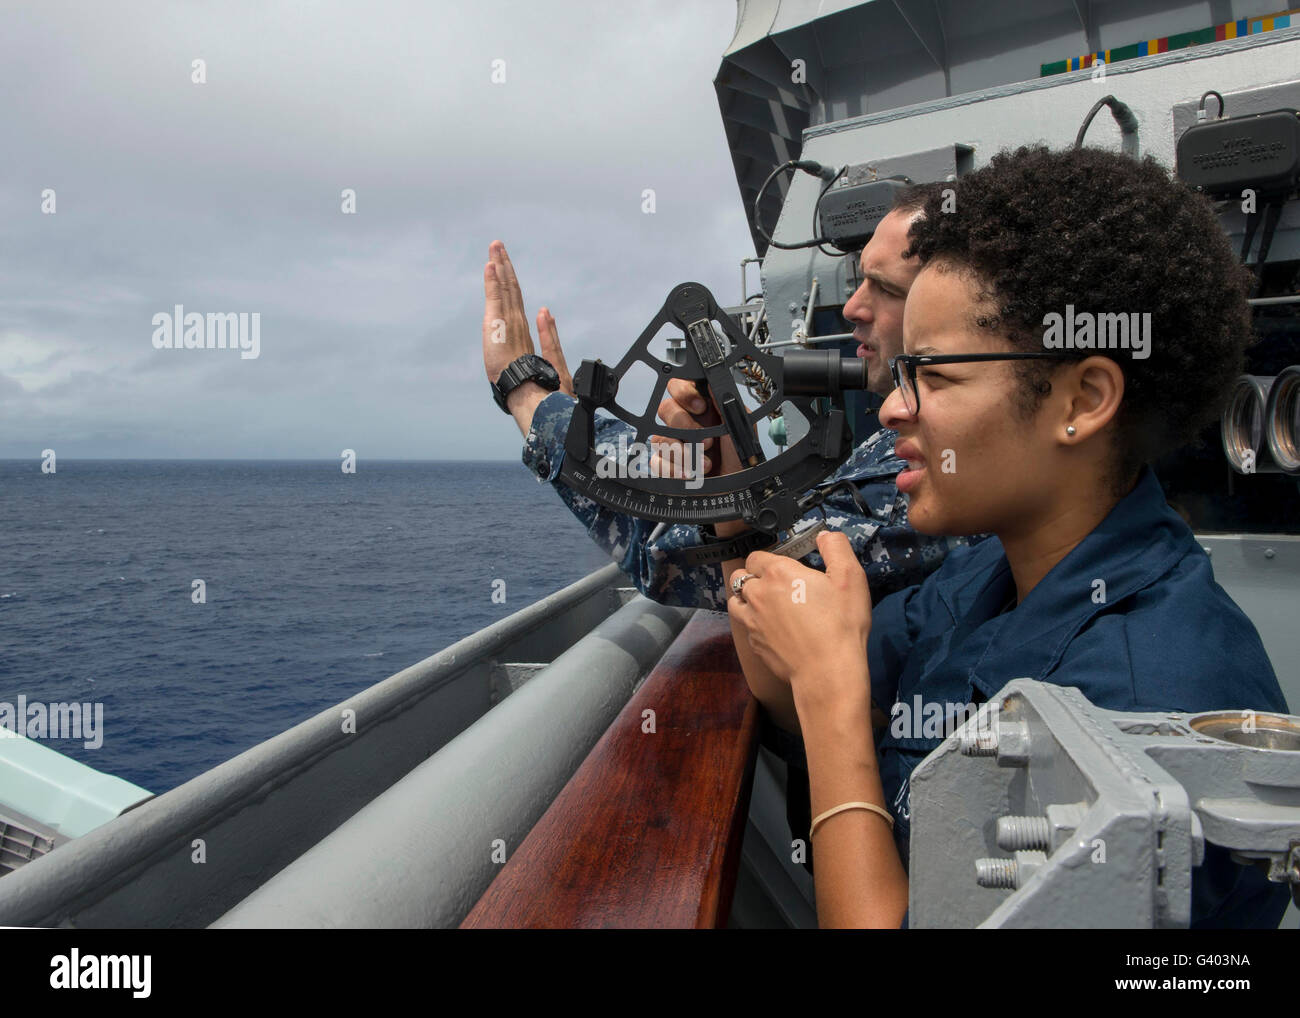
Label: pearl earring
xmin=1066 ymin=425 xmax=1077 ymax=436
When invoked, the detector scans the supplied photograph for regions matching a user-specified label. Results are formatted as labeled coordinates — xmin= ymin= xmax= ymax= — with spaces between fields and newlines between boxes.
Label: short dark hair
xmin=891 ymin=180 xmax=945 ymax=216
xmin=901 ymin=144 xmax=1255 ymax=491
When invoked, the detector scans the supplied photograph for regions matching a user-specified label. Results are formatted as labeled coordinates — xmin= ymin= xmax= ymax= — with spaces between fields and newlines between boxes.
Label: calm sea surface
xmin=0 ymin=460 xmax=611 ymax=793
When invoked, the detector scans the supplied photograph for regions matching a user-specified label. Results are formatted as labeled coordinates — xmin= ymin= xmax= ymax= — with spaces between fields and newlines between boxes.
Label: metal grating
xmin=0 ymin=816 xmax=56 ymax=876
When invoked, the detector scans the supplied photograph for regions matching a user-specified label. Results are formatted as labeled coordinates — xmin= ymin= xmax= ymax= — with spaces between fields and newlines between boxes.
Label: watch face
xmin=521 ymin=355 xmax=559 ymax=387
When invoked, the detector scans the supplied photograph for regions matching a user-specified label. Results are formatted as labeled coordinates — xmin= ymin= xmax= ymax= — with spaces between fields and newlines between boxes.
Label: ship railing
xmin=460 ymin=610 xmax=759 ymax=928
xmin=0 ymin=563 xmax=690 ymax=928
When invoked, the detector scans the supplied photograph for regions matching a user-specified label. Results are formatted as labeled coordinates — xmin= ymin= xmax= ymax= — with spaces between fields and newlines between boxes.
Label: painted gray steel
xmin=1198 ymin=535 xmax=1300 ymax=715
xmin=0 ymin=564 xmax=660 ymax=928
xmin=718 ymin=0 xmax=1289 ymax=257
xmin=211 ymin=592 xmax=690 ymax=928
xmin=909 ymin=679 xmax=1300 ymax=928
xmin=760 ymin=30 xmax=1300 ymax=371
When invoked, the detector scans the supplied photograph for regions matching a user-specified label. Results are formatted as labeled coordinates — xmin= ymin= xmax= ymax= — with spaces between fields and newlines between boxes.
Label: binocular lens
xmin=1265 ymin=366 xmax=1300 ymax=474
xmin=1222 ymin=375 xmax=1277 ymax=474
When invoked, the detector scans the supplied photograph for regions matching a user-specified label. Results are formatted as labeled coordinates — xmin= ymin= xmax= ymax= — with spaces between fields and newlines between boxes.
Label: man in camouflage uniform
xmin=483 ymin=187 xmax=991 ymax=880
xmin=483 ymin=184 xmax=978 ymax=612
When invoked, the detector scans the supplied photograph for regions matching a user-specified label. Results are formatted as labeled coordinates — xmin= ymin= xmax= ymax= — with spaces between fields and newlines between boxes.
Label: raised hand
xmin=482 ymin=239 xmax=538 ymax=384
xmin=482 ymin=239 xmax=573 ymax=433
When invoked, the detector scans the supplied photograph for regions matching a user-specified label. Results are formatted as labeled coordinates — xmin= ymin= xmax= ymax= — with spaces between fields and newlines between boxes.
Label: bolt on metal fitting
xmin=996 ymin=815 xmax=1051 ymax=851
xmin=975 ymin=857 xmax=1018 ymax=888
xmin=961 ymin=727 xmax=998 ymax=756
xmin=976 ymin=850 xmax=1047 ymax=889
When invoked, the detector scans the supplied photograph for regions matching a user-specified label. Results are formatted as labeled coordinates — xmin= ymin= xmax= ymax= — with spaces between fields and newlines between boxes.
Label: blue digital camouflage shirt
xmin=520 ymin=390 xmax=975 ymax=610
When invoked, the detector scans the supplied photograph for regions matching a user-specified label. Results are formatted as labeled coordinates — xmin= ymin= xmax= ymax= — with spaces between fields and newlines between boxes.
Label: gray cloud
xmin=1 ymin=0 xmax=750 ymax=459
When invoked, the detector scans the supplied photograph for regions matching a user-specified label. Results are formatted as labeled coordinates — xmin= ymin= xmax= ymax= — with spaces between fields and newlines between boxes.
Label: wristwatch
xmin=492 ymin=354 xmax=561 ymax=414
xmin=693 ymin=526 xmax=778 ymax=564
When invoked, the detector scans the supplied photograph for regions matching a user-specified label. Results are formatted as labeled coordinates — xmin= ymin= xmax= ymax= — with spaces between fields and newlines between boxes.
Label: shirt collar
xmin=931 ymin=466 xmax=1195 ymax=692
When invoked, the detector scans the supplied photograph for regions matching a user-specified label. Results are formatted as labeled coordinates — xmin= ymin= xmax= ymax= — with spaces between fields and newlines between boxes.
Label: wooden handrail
xmin=460 ymin=610 xmax=759 ymax=928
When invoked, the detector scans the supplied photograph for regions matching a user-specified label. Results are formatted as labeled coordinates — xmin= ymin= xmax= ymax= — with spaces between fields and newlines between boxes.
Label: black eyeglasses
xmin=888 ymin=353 xmax=1075 ymax=416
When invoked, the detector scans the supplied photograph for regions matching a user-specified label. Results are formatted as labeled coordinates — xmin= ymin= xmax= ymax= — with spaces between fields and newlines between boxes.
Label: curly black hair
xmin=902 ymin=144 xmax=1256 ymax=492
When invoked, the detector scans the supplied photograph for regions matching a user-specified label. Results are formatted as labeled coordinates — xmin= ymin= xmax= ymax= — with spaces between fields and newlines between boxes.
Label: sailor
xmin=481 ymin=183 xmax=975 ymax=615
xmin=482 ymin=190 xmax=981 ymax=881
xmin=724 ymin=144 xmax=1293 ymax=929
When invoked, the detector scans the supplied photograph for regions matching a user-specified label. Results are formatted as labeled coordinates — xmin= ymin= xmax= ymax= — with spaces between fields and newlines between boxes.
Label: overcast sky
xmin=0 ymin=0 xmax=749 ymax=459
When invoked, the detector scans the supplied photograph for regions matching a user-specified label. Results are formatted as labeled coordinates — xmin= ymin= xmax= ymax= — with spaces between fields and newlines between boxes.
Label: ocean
xmin=0 ymin=460 xmax=612 ymax=793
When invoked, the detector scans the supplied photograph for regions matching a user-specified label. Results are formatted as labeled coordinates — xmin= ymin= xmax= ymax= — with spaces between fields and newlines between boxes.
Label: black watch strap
xmin=493 ymin=354 xmax=560 ymax=414
xmin=683 ymin=528 xmax=776 ymax=566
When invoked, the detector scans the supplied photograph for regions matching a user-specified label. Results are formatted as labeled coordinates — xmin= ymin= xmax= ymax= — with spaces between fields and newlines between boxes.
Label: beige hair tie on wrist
xmin=810 ymin=801 xmax=895 ymax=837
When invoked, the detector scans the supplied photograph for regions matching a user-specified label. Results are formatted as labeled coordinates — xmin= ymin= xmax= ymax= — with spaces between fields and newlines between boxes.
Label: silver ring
xmin=731 ymin=572 xmax=754 ymax=597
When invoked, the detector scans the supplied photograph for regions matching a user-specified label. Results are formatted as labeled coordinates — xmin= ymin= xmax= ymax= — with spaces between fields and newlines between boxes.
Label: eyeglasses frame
xmin=888 ymin=352 xmax=1077 ymax=415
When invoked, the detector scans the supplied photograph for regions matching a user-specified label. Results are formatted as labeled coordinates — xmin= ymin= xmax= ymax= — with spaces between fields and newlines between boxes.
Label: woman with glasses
xmin=724 ymin=143 xmax=1291 ymax=929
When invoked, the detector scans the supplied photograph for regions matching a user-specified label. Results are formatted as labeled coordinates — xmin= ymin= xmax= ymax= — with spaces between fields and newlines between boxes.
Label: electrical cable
xmin=1198 ymin=90 xmax=1226 ymax=119
xmin=753 ymin=159 xmax=843 ymax=250
xmin=1075 ymin=95 xmax=1140 ymax=156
